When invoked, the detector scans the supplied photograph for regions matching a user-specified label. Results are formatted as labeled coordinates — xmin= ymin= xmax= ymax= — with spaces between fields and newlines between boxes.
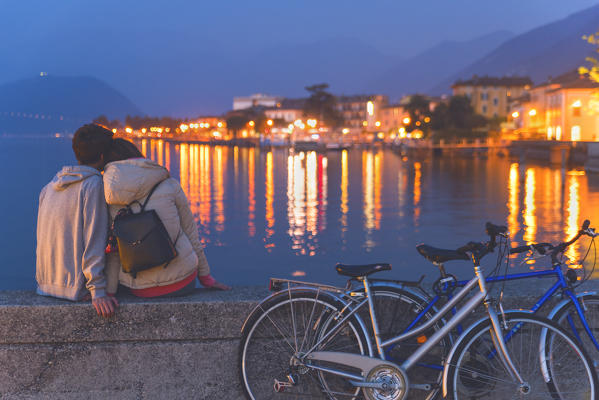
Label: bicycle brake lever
xmin=518 ymin=247 xmax=547 ymax=266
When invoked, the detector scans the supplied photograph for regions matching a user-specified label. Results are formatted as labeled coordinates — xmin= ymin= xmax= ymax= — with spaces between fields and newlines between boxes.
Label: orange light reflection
xmin=248 ymin=147 xmax=255 ymax=237
xmin=340 ymin=150 xmax=349 ymax=234
xmin=413 ymin=162 xmax=422 ymax=226
xmin=507 ymin=163 xmax=520 ymax=243
xmin=265 ymin=151 xmax=275 ymax=247
xmin=523 ymin=168 xmax=536 ymax=244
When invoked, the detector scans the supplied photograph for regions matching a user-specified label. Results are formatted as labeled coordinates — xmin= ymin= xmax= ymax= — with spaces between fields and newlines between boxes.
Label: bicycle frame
xmin=390 ymin=263 xmax=599 ymax=357
xmin=305 ymin=264 xmax=527 ymax=389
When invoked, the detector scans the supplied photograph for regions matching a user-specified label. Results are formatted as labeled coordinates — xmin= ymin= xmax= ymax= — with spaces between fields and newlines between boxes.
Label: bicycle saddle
xmin=335 ymin=263 xmax=391 ymax=277
xmin=416 ymin=244 xmax=470 ymax=264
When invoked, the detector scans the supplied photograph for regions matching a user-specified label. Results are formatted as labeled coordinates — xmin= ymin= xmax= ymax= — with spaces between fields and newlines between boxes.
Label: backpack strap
xmin=140 ymin=179 xmax=167 ymax=212
xmin=162 ymin=229 xmax=182 ymax=269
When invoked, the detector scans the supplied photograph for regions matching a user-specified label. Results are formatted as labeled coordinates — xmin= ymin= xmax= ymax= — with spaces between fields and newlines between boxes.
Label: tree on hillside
xmin=431 ymin=95 xmax=487 ymax=140
xmin=92 ymin=115 xmax=120 ymax=130
xmin=580 ymin=30 xmax=599 ymax=83
xmin=226 ymin=114 xmax=248 ymax=139
xmin=303 ymin=83 xmax=342 ymax=127
xmin=404 ymin=94 xmax=432 ymax=136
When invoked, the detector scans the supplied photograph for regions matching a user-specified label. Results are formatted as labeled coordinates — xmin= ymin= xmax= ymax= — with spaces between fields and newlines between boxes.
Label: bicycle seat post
xmin=361 ymin=276 xmax=385 ymax=360
xmin=435 ymin=262 xmax=448 ymax=278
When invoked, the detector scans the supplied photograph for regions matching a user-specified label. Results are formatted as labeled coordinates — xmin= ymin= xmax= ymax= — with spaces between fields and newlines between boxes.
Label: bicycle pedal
xmin=273 ymin=374 xmax=297 ymax=393
xmin=273 ymin=379 xmax=293 ymax=392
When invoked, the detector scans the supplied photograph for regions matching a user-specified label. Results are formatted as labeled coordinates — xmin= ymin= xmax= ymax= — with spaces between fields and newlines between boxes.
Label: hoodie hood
xmin=103 ymin=158 xmax=170 ymax=205
xmin=51 ymin=166 xmax=101 ymax=190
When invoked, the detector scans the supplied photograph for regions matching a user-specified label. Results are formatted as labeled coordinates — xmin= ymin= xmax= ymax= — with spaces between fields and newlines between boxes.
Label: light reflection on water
xmin=4 ymin=136 xmax=599 ymax=289
xmin=134 ymin=139 xmax=599 ymax=283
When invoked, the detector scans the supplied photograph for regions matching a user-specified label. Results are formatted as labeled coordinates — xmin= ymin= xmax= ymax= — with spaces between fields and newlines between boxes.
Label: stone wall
xmin=2 ymin=281 xmax=598 ymax=399
xmin=0 ymin=288 xmax=267 ymax=400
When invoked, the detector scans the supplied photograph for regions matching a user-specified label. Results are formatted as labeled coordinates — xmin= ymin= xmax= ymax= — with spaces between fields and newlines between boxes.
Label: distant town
xmin=101 ymin=69 xmax=599 ymax=154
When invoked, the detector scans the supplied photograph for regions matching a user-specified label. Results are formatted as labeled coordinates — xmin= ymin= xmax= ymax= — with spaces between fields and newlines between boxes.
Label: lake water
xmin=2 ymin=136 xmax=599 ymax=290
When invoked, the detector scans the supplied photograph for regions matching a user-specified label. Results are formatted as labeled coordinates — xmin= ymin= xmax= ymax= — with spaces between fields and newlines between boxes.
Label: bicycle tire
xmin=552 ymin=294 xmax=599 ymax=363
xmin=445 ymin=311 xmax=598 ymax=399
xmin=351 ymin=284 xmax=451 ymax=400
xmin=239 ymin=288 xmax=369 ymax=399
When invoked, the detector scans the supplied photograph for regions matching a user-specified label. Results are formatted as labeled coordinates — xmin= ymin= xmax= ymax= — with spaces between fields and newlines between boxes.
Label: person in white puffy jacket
xmin=103 ymin=139 xmax=230 ymax=297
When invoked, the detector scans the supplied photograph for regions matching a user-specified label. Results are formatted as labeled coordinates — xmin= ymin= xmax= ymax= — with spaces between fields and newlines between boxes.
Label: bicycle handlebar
xmin=456 ymin=240 xmax=496 ymax=265
xmin=485 ymin=222 xmax=507 ymax=239
xmin=507 ymin=220 xmax=595 ymax=264
xmin=450 ymin=220 xmax=594 ymax=267
xmin=510 ymin=243 xmax=553 ymax=255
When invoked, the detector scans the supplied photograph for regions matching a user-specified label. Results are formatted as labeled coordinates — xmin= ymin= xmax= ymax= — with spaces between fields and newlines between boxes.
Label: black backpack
xmin=112 ymin=180 xmax=178 ymax=277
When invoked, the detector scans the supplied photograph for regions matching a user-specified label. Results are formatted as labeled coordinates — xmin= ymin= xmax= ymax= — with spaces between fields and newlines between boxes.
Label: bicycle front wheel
xmin=552 ymin=294 xmax=599 ymax=362
xmin=239 ymin=289 xmax=369 ymax=399
xmin=445 ymin=311 xmax=597 ymax=400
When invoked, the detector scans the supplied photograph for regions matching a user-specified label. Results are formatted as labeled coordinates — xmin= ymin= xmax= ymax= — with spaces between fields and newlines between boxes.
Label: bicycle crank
xmin=362 ymin=364 xmax=409 ymax=400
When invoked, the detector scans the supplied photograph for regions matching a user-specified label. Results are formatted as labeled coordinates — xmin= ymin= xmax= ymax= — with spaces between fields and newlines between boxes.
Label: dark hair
xmin=104 ymin=138 xmax=144 ymax=164
xmin=72 ymin=124 xmax=114 ymax=165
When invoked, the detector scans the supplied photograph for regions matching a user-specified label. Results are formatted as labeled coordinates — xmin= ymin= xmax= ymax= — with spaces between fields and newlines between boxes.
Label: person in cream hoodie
xmin=103 ymin=139 xmax=229 ymax=297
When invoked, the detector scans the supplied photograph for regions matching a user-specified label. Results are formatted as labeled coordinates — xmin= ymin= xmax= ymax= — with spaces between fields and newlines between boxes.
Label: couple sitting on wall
xmin=35 ymin=124 xmax=230 ymax=318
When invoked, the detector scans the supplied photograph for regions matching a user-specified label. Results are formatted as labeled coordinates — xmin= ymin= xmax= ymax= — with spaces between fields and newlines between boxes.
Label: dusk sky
xmin=1 ymin=0 xmax=598 ymax=116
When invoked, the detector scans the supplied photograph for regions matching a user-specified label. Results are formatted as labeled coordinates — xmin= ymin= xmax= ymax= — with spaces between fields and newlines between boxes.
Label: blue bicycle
xmin=327 ymin=220 xmax=599 ymax=399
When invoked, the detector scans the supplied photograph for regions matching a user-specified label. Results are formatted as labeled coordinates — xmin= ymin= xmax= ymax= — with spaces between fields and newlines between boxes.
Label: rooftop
xmin=538 ymin=70 xmax=599 ymax=90
xmin=337 ymin=94 xmax=388 ymax=103
xmin=453 ymin=75 xmax=533 ymax=88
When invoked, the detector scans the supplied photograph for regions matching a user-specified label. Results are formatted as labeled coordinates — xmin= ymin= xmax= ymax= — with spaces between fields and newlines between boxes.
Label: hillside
xmin=0 ymin=75 xmax=141 ymax=135
xmin=429 ymin=4 xmax=599 ymax=93
xmin=369 ymin=30 xmax=514 ymax=100
xmin=215 ymin=37 xmax=404 ymax=109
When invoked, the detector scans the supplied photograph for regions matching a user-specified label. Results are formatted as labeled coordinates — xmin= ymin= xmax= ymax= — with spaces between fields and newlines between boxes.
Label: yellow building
xmin=452 ymin=76 xmax=532 ymax=119
xmin=336 ymin=94 xmax=388 ymax=132
xmin=513 ymin=71 xmax=599 ymax=141
xmin=380 ymin=104 xmax=409 ymax=133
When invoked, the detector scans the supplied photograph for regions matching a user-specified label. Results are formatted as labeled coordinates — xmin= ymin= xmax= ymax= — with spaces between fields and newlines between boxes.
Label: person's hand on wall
xmin=199 ymin=275 xmax=231 ymax=290
xmin=92 ymin=295 xmax=119 ymax=317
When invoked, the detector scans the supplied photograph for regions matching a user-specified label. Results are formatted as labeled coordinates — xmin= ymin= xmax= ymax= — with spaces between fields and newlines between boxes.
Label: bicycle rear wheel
xmin=239 ymin=289 xmax=369 ymax=399
xmin=445 ymin=311 xmax=597 ymax=399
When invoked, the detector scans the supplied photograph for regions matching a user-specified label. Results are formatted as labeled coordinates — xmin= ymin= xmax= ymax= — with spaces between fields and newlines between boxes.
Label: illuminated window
xmin=571 ymin=125 xmax=581 ymax=141
xmin=367 ymin=101 xmax=374 ymax=116
xmin=547 ymin=126 xmax=553 ymax=140
xmin=556 ymin=126 xmax=562 ymax=140
xmin=572 ymin=101 xmax=581 ymax=117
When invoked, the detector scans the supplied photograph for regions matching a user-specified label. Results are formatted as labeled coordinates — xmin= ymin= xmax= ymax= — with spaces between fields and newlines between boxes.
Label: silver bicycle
xmin=239 ymin=227 xmax=598 ymax=399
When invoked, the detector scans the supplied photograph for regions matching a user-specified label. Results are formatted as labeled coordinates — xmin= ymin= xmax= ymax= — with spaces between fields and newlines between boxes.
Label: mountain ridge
xmin=0 ymin=75 xmax=142 ymax=134
xmin=428 ymin=3 xmax=599 ymax=93
xmin=369 ymin=30 xmax=514 ymax=101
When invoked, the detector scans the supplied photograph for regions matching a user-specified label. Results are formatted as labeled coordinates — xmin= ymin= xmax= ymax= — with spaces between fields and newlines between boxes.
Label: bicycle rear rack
xmin=269 ymin=277 xmax=348 ymax=294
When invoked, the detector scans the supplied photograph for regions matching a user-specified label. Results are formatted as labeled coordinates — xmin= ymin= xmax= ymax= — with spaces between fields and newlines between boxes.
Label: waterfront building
xmin=380 ymin=104 xmax=409 ymax=133
xmin=512 ymin=70 xmax=599 ymax=141
xmin=264 ymin=98 xmax=306 ymax=122
xmin=452 ymin=75 xmax=532 ymax=119
xmin=336 ymin=94 xmax=388 ymax=132
xmin=233 ymin=94 xmax=283 ymax=111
